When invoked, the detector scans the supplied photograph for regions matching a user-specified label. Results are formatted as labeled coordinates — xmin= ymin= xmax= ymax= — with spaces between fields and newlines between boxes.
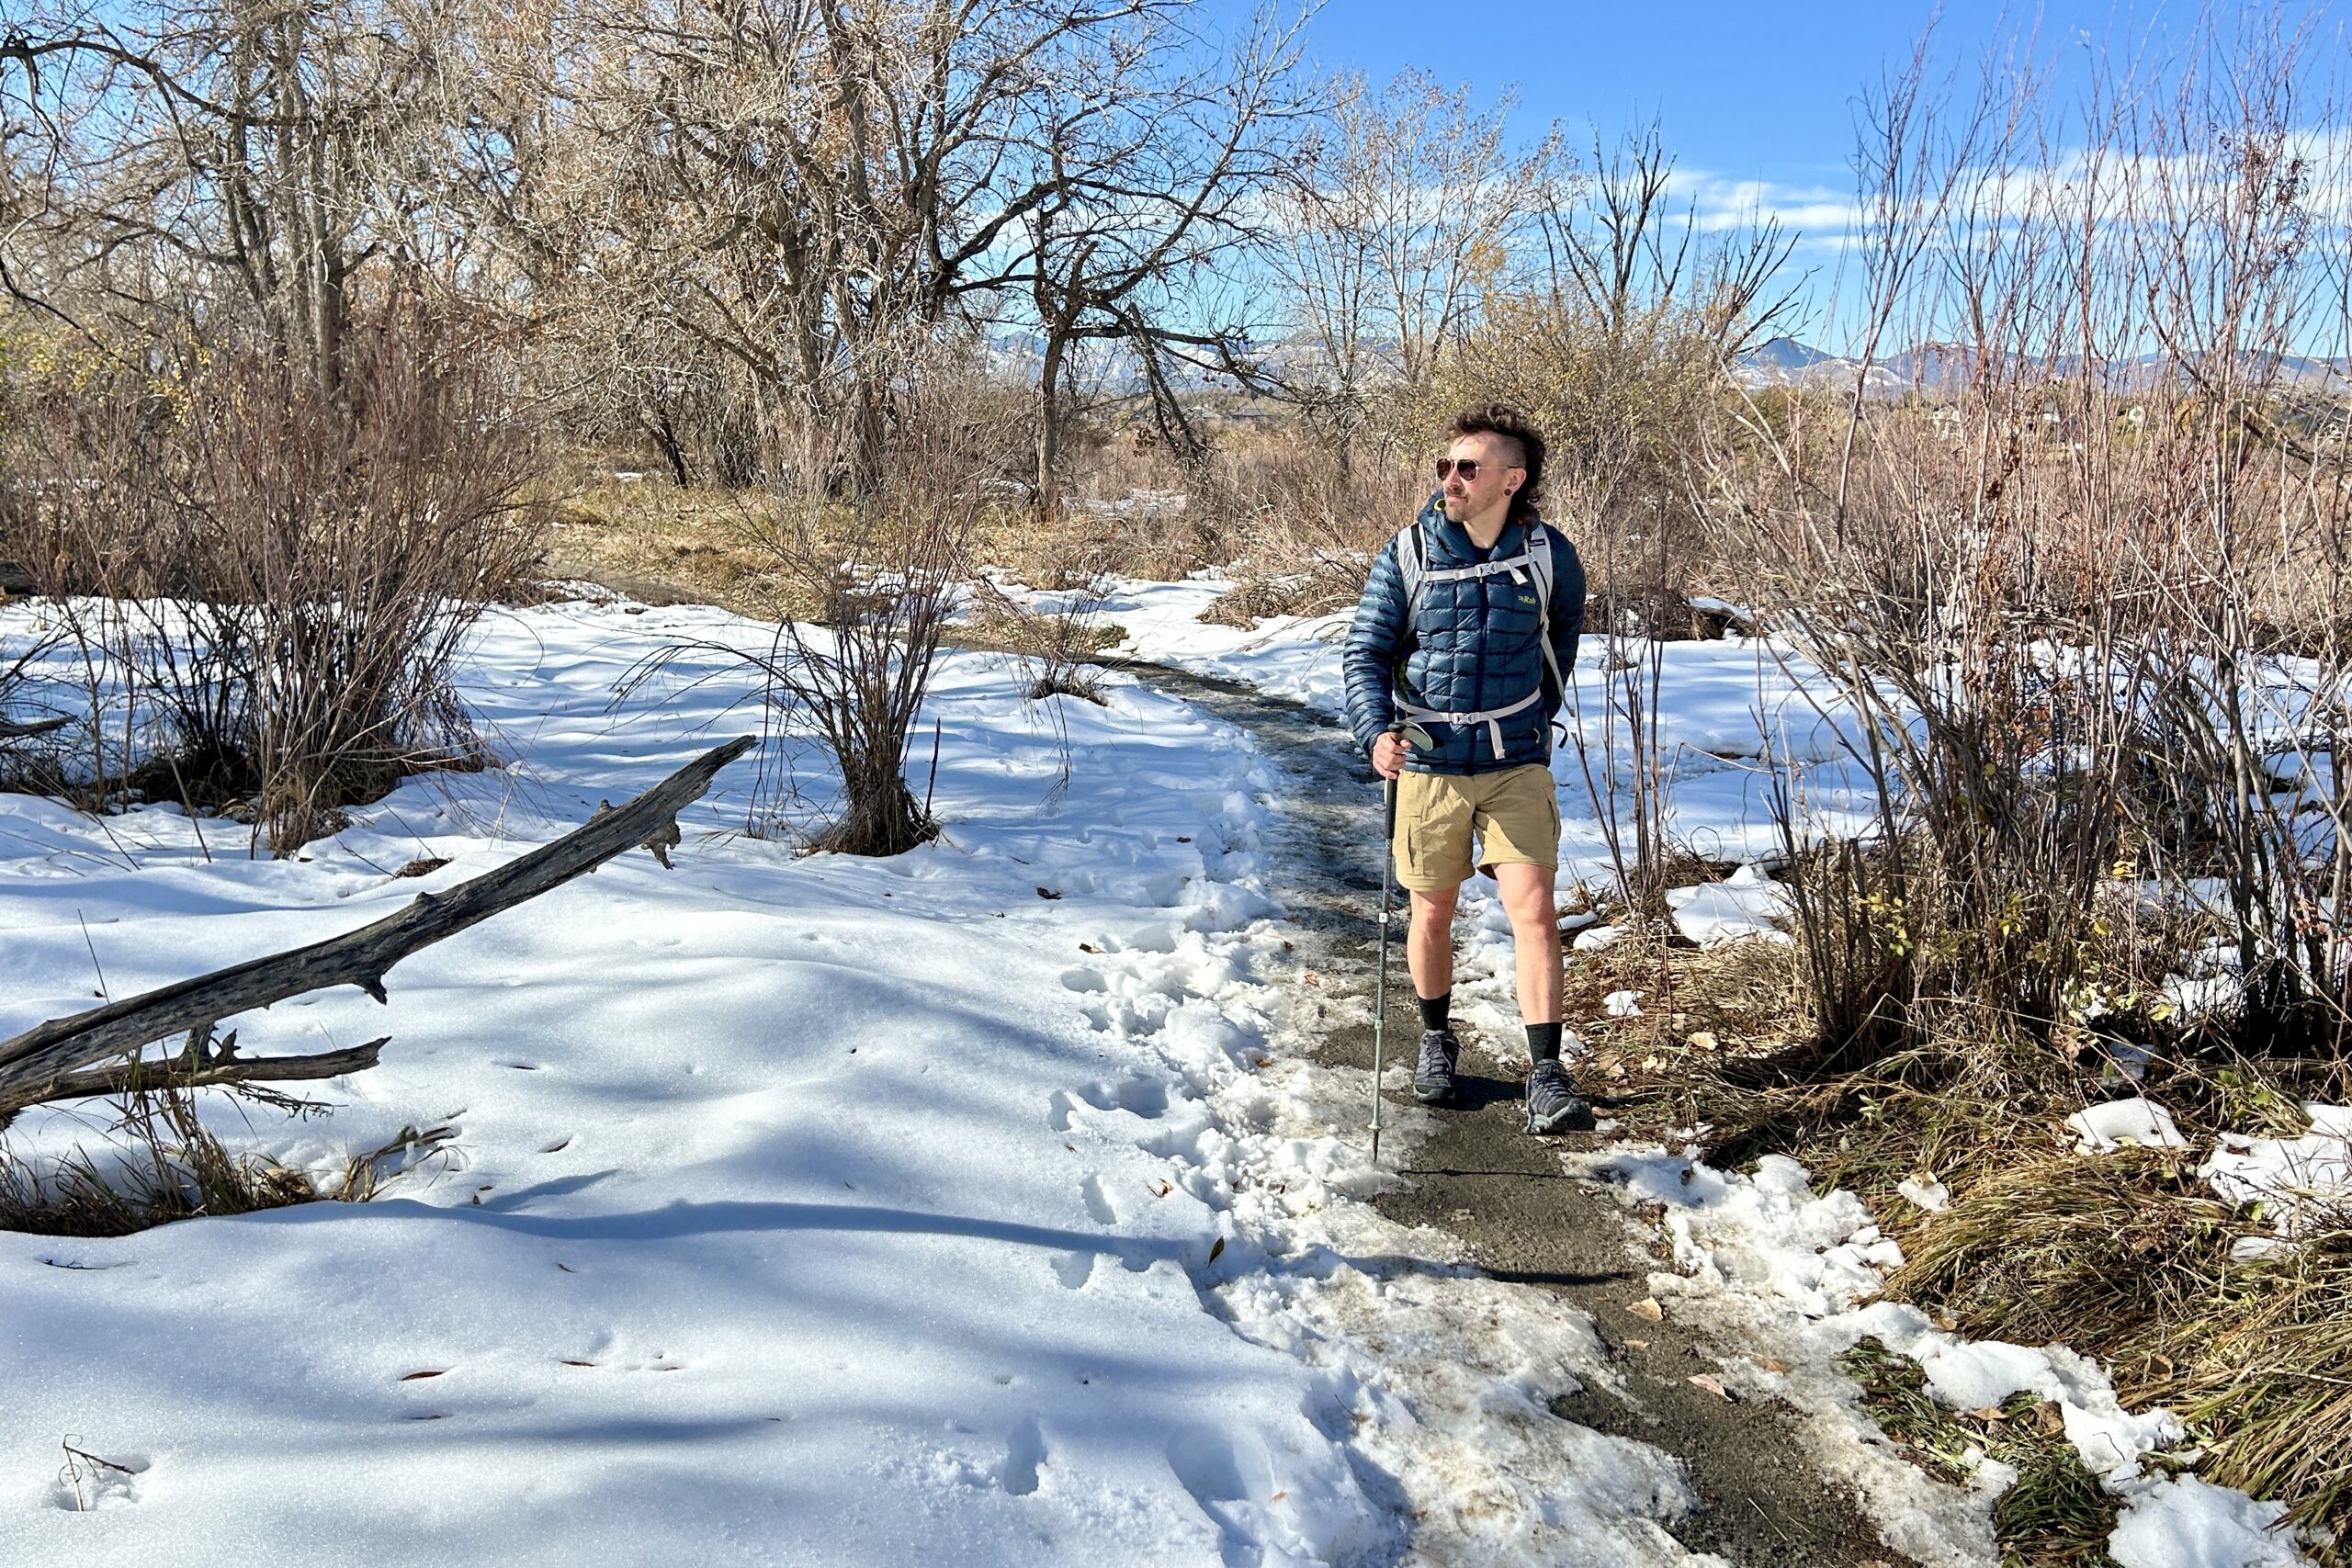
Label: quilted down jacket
xmin=1342 ymin=495 xmax=1586 ymax=775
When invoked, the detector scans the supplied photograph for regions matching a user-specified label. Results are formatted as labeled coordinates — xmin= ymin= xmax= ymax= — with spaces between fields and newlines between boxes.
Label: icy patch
xmin=2201 ymin=1103 xmax=2352 ymax=1243
xmin=2067 ymin=1098 xmax=2189 ymax=1154
xmin=1663 ymin=864 xmax=1793 ymax=947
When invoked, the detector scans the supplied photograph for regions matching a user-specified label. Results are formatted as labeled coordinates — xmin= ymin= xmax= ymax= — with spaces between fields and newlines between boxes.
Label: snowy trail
xmin=1100 ymin=654 xmax=1935 ymax=1567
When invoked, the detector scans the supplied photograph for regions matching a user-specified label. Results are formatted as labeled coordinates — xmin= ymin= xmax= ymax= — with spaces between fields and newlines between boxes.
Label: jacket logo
xmin=1517 ymin=592 xmax=1537 ymax=605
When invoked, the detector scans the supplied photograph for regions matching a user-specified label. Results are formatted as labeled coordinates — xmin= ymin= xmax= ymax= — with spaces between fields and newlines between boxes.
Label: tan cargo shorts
xmin=1391 ymin=763 xmax=1561 ymax=892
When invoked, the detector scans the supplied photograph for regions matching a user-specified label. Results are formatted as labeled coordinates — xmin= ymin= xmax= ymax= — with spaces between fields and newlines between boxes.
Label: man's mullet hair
xmin=1449 ymin=404 xmax=1547 ymax=524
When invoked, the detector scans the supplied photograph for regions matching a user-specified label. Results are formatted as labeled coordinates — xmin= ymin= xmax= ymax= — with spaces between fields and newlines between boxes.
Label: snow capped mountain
xmin=1731 ymin=336 xmax=1903 ymax=392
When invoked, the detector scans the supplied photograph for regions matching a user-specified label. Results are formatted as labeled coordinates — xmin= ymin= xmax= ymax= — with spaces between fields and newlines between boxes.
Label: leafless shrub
xmin=966 ymin=570 xmax=1115 ymax=706
xmin=0 ymin=323 xmax=548 ymax=852
xmin=1189 ymin=430 xmax=1420 ymax=621
xmin=1703 ymin=15 xmax=2352 ymax=1071
xmin=630 ymin=347 xmax=1025 ymax=857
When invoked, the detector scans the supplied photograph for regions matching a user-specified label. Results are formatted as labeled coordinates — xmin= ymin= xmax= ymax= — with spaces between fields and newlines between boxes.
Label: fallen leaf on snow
xmin=1629 ymin=1298 xmax=1665 ymax=1322
xmin=1687 ymin=1373 xmax=1734 ymax=1400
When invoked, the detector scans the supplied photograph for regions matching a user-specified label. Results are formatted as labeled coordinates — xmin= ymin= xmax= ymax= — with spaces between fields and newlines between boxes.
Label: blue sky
xmin=1286 ymin=0 xmax=2191 ymax=189
xmin=1241 ymin=1 xmax=2332 ymax=342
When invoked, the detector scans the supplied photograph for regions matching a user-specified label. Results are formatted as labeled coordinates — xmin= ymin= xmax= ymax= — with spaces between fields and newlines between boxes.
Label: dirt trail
xmin=1112 ymin=655 xmax=1911 ymax=1568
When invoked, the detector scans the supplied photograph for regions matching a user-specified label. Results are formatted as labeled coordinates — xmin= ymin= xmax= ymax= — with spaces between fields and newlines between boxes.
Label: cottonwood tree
xmin=1012 ymin=5 xmax=1313 ymax=500
xmin=0 ymin=0 xmax=489 ymax=386
xmin=489 ymin=0 xmax=1304 ymax=492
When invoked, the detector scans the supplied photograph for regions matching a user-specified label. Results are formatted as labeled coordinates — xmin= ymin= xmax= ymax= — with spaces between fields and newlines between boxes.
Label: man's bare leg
xmin=1407 ymin=885 xmax=1460 ymax=1001
xmin=1407 ymin=884 xmax=1462 ymax=1103
xmin=1492 ymin=863 xmax=1560 ymax=1026
xmin=1495 ymin=862 xmax=1588 ymax=1132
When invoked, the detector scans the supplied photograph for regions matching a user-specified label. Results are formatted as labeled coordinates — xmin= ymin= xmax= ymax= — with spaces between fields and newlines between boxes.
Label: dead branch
xmin=0 ymin=716 xmax=69 ymax=741
xmin=0 ymin=735 xmax=755 ymax=1115
xmin=36 ymin=1037 xmax=390 ymax=1105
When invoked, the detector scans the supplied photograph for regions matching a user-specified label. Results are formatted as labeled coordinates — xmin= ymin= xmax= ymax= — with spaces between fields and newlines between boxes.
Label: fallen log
xmin=0 ymin=734 xmax=756 ymax=1119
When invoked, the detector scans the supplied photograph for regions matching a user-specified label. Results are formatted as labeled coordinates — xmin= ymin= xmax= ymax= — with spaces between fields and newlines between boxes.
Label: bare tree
xmin=1014 ymin=5 xmax=1314 ymax=500
xmin=1265 ymin=70 xmax=1565 ymax=462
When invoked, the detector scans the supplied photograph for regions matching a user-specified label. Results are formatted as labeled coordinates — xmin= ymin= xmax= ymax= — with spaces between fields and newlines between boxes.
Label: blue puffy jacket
xmin=1342 ymin=495 xmax=1587 ymax=774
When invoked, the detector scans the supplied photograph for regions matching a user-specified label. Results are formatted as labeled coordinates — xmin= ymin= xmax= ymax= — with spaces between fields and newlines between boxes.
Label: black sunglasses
xmin=1434 ymin=457 xmax=1482 ymax=481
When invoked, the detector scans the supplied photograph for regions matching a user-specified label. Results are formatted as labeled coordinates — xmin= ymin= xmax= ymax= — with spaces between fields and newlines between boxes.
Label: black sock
xmin=1525 ymin=1021 xmax=1563 ymax=1063
xmin=1417 ymin=991 xmax=1452 ymax=1032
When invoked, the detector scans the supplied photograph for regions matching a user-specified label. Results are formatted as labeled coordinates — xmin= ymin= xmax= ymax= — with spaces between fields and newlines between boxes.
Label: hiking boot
xmin=1412 ymin=1028 xmax=1460 ymax=1105
xmin=1524 ymin=1058 xmax=1592 ymax=1135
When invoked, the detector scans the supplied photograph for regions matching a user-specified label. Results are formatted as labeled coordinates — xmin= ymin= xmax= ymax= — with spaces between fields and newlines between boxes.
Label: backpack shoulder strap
xmin=1528 ymin=524 xmax=1564 ymax=699
xmin=1394 ymin=519 xmax=1430 ymax=660
xmin=1397 ymin=518 xmax=1427 ymax=613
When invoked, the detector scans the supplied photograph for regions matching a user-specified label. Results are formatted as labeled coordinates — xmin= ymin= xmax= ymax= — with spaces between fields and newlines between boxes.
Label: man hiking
xmin=1342 ymin=404 xmax=1591 ymax=1134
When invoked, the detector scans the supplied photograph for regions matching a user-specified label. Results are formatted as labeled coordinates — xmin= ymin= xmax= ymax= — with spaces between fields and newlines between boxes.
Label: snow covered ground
xmin=0 ymin=579 xmax=2319 ymax=1566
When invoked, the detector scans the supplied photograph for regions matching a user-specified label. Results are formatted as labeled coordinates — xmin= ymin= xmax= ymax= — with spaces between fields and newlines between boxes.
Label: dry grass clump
xmin=2162 ymin=1235 xmax=2352 ymax=1551
xmin=1875 ymin=1143 xmax=2352 ymax=1556
xmin=1889 ymin=1152 xmax=2236 ymax=1369
xmin=1 ymin=1094 xmax=458 ymax=1236
xmin=1558 ymin=915 xmax=1809 ymax=1122
xmin=0 ymin=1086 xmax=321 ymax=1236
xmin=541 ymin=476 xmax=792 ymax=617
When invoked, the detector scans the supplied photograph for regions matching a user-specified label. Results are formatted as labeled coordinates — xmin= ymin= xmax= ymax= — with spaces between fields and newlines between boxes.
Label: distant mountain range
xmin=1733 ymin=335 xmax=2352 ymax=398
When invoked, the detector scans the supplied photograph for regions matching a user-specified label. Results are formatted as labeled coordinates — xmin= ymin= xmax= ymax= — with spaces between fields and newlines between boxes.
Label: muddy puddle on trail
xmin=1114 ymin=655 xmax=1917 ymax=1568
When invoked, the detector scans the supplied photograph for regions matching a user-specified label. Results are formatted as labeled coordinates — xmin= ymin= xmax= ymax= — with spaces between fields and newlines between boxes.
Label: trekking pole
xmin=1370 ymin=763 xmax=1399 ymax=1167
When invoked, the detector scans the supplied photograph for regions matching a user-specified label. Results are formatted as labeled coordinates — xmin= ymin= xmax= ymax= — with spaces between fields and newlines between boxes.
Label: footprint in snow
xmin=1001 ymin=1417 xmax=1046 ymax=1496
xmin=1080 ymin=1173 xmax=1117 ymax=1226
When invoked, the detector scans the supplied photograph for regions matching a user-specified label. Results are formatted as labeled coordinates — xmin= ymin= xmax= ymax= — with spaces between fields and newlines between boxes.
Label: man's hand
xmin=1371 ymin=729 xmax=1411 ymax=780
